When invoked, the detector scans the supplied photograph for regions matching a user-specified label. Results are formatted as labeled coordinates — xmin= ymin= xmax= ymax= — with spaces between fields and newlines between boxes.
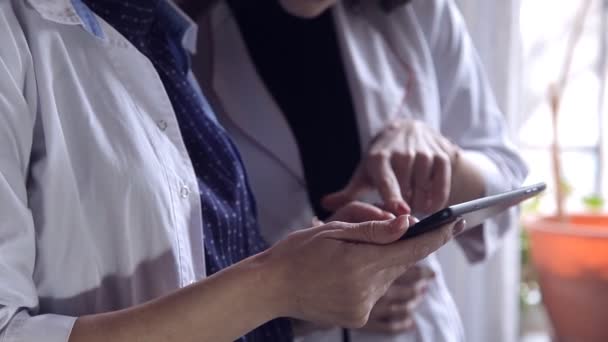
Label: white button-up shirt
xmin=0 ymin=1 xmax=206 ymax=341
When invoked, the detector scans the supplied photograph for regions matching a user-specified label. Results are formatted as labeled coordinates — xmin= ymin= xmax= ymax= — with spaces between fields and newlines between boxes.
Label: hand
xmin=263 ymin=215 xmax=465 ymax=329
xmin=292 ymin=201 xmax=396 ymax=337
xmin=363 ymin=265 xmax=435 ymax=333
xmin=323 ymin=119 xmax=460 ymax=215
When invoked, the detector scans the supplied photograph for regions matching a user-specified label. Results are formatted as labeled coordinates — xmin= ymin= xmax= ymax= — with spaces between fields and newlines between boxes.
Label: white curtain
xmin=436 ymin=1 xmax=523 ymax=342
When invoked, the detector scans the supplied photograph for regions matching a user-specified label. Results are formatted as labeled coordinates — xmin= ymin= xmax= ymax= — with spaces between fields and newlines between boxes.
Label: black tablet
xmin=399 ymin=183 xmax=546 ymax=240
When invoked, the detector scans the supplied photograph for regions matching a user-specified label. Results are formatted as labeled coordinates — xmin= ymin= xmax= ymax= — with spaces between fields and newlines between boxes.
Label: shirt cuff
xmin=3 ymin=311 xmax=76 ymax=342
xmin=454 ymin=150 xmax=513 ymax=263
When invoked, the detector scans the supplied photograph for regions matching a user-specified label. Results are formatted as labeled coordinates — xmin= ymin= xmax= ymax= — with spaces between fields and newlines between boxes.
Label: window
xmin=520 ymin=0 xmax=608 ymax=213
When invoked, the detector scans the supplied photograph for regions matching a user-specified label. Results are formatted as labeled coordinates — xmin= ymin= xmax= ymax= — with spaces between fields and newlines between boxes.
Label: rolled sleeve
xmin=462 ymin=150 xmax=509 ymax=197
xmin=455 ymin=151 xmax=523 ymax=262
xmin=2 ymin=312 xmax=76 ymax=342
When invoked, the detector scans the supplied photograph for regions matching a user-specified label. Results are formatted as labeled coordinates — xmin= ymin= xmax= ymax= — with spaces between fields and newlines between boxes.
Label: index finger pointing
xmin=428 ymin=153 xmax=451 ymax=212
xmin=368 ymin=153 xmax=409 ymax=215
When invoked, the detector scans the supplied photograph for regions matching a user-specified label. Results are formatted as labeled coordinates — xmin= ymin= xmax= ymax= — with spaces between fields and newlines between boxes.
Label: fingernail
xmin=407 ymin=215 xmax=418 ymax=226
xmin=453 ymin=219 xmax=466 ymax=235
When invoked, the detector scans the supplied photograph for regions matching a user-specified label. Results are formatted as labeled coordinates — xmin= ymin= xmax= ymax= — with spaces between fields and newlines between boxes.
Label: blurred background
xmin=453 ymin=0 xmax=607 ymax=341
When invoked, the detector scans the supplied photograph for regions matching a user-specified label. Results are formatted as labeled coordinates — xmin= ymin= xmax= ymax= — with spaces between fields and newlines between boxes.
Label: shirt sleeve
xmin=413 ymin=0 xmax=529 ymax=263
xmin=0 ymin=4 xmax=77 ymax=341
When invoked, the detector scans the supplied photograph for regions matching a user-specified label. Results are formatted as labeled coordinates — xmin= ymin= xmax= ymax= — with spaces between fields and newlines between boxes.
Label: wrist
xmin=449 ymin=150 xmax=487 ymax=204
xmin=246 ymin=249 xmax=294 ymax=319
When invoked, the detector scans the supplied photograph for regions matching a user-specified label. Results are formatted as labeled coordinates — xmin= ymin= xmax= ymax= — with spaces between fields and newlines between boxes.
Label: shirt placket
xmin=103 ymin=30 xmax=205 ymax=286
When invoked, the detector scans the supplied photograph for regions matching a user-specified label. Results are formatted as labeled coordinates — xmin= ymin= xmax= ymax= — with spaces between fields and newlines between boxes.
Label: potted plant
xmin=523 ymin=0 xmax=608 ymax=340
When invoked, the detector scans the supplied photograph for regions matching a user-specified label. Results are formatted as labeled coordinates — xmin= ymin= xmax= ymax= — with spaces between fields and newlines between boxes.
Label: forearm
xmin=69 ymin=253 xmax=284 ymax=342
xmin=448 ymin=150 xmax=486 ymax=205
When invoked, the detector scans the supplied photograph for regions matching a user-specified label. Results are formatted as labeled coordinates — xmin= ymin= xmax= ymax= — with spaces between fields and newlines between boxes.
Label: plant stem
xmin=549 ymin=0 xmax=593 ymax=219
xmin=550 ymin=88 xmax=565 ymax=218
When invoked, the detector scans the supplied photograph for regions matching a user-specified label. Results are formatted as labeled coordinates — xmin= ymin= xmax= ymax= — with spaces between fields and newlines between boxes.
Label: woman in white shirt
xmin=194 ymin=0 xmax=528 ymax=341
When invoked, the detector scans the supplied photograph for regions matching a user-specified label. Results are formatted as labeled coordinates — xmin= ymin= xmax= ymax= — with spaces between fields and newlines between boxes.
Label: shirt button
xmin=157 ymin=120 xmax=168 ymax=131
xmin=180 ymin=185 xmax=191 ymax=198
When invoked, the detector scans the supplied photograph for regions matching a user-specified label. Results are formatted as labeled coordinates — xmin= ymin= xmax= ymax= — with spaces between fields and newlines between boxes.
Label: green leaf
xmin=583 ymin=195 xmax=605 ymax=211
xmin=561 ymin=180 xmax=573 ymax=198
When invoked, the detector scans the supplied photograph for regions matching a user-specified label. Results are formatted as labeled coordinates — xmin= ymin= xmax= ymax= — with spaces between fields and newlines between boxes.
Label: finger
xmin=383 ymin=294 xmax=425 ymax=316
xmin=312 ymin=216 xmax=324 ymax=227
xmin=364 ymin=317 xmax=415 ymax=334
xmin=380 ymin=285 xmax=417 ymax=303
xmin=374 ymin=287 xmax=427 ymax=320
xmin=395 ymin=265 xmax=436 ymax=285
xmin=419 ymin=265 xmax=436 ymax=280
xmin=403 ymin=293 xmax=425 ymax=314
xmin=435 ymin=135 xmax=458 ymax=159
xmin=411 ymin=152 xmax=433 ymax=213
xmin=329 ymin=201 xmax=395 ymax=223
xmin=368 ymin=153 xmax=409 ymax=215
xmin=322 ymin=167 xmax=369 ymax=212
xmin=370 ymin=298 xmax=412 ymax=318
xmin=391 ymin=151 xmax=415 ymax=206
xmin=428 ymin=153 xmax=451 ymax=213
xmin=373 ymin=202 xmax=408 ymax=218
xmin=384 ymin=281 xmax=431 ymax=310
xmin=372 ymin=218 xmax=465 ymax=269
xmin=321 ymin=215 xmax=411 ymax=245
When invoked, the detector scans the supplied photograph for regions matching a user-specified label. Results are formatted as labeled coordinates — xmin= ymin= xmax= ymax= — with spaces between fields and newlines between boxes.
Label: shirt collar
xmin=82 ymin=0 xmax=161 ymax=38
xmin=26 ymin=0 xmax=198 ymax=53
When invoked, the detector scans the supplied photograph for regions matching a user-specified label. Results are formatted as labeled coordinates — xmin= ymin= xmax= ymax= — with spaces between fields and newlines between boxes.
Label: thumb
xmin=322 ymin=215 xmax=410 ymax=245
xmin=328 ymin=201 xmax=395 ymax=223
xmin=322 ymin=168 xmax=369 ymax=212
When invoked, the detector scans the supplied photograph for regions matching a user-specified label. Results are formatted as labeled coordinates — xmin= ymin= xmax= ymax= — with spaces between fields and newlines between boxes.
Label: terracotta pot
xmin=525 ymin=215 xmax=608 ymax=342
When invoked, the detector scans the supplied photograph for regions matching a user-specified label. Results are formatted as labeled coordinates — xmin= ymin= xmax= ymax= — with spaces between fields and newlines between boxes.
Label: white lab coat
xmin=194 ymin=0 xmax=528 ymax=341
